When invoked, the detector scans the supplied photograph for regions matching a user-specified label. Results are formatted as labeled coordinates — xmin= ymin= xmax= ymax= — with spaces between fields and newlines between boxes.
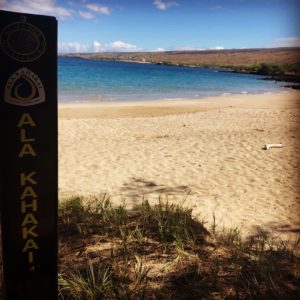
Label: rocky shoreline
xmin=220 ymin=70 xmax=300 ymax=90
xmin=261 ymin=75 xmax=300 ymax=90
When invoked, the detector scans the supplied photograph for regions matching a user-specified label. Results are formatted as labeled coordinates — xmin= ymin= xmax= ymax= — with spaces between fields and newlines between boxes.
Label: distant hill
xmin=60 ymin=47 xmax=300 ymax=69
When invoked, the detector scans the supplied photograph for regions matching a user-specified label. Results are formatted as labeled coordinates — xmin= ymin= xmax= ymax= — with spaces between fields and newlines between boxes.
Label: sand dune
xmin=59 ymin=91 xmax=300 ymax=239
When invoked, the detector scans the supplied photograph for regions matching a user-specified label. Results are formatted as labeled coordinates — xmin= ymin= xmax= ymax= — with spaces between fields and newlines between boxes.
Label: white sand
xmin=59 ymin=91 xmax=300 ymax=239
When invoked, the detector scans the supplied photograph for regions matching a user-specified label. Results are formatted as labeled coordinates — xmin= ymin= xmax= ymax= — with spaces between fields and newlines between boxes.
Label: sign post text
xmin=0 ymin=10 xmax=58 ymax=299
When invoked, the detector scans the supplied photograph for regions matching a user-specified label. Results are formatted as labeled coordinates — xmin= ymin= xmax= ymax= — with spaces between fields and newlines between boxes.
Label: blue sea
xmin=58 ymin=57 xmax=286 ymax=103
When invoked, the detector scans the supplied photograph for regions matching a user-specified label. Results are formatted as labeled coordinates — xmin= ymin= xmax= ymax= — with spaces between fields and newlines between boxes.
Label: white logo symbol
xmin=4 ymin=67 xmax=45 ymax=106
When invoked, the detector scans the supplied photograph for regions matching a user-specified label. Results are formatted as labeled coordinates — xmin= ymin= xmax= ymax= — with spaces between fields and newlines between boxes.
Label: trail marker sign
xmin=0 ymin=10 xmax=58 ymax=299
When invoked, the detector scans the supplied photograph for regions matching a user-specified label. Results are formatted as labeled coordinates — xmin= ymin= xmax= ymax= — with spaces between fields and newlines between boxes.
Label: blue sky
xmin=1 ymin=0 xmax=300 ymax=52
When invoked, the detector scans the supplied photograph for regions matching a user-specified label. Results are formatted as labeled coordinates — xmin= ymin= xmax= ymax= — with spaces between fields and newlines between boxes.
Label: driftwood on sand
xmin=263 ymin=143 xmax=283 ymax=150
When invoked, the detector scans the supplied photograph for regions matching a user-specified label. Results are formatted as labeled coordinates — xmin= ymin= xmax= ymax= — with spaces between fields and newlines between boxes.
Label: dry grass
xmin=58 ymin=194 xmax=300 ymax=299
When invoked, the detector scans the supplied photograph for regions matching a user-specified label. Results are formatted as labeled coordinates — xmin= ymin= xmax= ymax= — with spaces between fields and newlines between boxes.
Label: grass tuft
xmin=56 ymin=195 xmax=300 ymax=299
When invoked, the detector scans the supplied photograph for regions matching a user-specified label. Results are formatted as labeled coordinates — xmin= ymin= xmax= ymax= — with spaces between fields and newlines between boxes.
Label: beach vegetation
xmin=225 ymin=63 xmax=300 ymax=76
xmin=57 ymin=195 xmax=300 ymax=299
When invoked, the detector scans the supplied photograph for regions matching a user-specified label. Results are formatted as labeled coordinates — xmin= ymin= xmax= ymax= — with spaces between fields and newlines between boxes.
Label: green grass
xmin=58 ymin=195 xmax=300 ymax=299
xmin=59 ymin=264 xmax=113 ymax=300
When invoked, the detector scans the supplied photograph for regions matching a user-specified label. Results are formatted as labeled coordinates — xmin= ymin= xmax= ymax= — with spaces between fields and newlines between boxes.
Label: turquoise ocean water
xmin=58 ymin=57 xmax=287 ymax=103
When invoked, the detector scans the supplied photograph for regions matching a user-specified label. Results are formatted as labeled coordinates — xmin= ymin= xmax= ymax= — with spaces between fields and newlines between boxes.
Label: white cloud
xmin=58 ymin=42 xmax=90 ymax=53
xmin=108 ymin=41 xmax=139 ymax=51
xmin=93 ymin=41 xmax=102 ymax=52
xmin=173 ymin=45 xmax=225 ymax=51
xmin=155 ymin=47 xmax=165 ymax=52
xmin=268 ymin=36 xmax=300 ymax=48
xmin=78 ymin=10 xmax=95 ymax=20
xmin=0 ymin=1 xmax=112 ymax=20
xmin=58 ymin=40 xmax=141 ymax=53
xmin=154 ymin=0 xmax=167 ymax=10
xmin=0 ymin=0 xmax=74 ymax=19
xmin=173 ymin=46 xmax=205 ymax=51
xmin=86 ymin=3 xmax=110 ymax=15
xmin=153 ymin=0 xmax=178 ymax=10
xmin=212 ymin=46 xmax=224 ymax=50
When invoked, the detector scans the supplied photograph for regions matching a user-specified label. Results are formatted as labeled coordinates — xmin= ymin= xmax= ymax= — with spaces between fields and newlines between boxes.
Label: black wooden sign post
xmin=0 ymin=10 xmax=58 ymax=299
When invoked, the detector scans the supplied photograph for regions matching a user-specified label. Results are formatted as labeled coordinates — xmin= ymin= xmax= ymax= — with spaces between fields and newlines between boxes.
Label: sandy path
xmin=59 ymin=92 xmax=300 ymax=239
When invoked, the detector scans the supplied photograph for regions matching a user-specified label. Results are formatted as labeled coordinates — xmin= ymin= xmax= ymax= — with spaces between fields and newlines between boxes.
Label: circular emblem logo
xmin=0 ymin=22 xmax=46 ymax=62
xmin=4 ymin=67 xmax=45 ymax=106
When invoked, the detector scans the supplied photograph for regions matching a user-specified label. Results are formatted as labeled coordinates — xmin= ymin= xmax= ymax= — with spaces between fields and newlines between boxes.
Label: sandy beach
xmin=58 ymin=91 xmax=300 ymax=239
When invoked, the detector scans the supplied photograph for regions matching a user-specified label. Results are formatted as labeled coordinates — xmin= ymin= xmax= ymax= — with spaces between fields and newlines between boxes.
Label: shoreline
xmin=59 ymin=89 xmax=289 ymax=105
xmin=59 ymin=90 xmax=292 ymax=105
xmin=59 ymin=91 xmax=299 ymax=119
